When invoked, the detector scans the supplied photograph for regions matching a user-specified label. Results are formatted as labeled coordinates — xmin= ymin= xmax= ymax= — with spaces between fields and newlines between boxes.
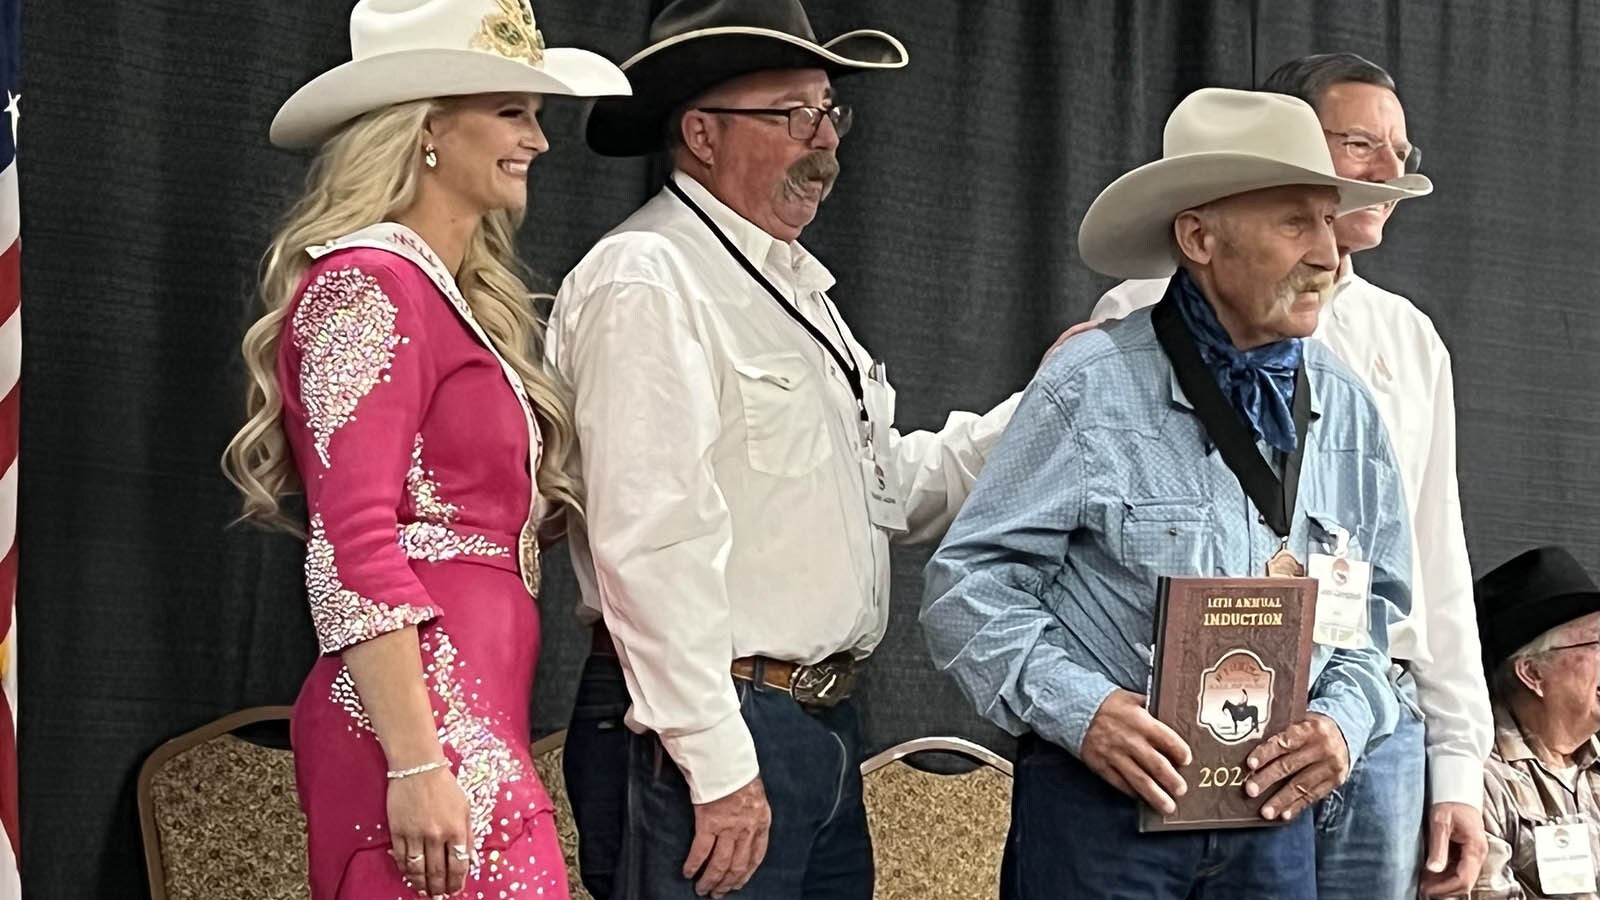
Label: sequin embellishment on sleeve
xmin=306 ymin=513 xmax=436 ymax=653
xmin=291 ymin=266 xmax=411 ymax=468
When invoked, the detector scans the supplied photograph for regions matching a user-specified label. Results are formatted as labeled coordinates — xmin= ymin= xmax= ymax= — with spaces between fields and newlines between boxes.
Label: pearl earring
xmin=424 ymin=144 xmax=438 ymax=169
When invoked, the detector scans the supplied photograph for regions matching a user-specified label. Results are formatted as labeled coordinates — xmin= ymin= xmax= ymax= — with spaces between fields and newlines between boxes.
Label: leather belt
xmin=731 ymin=654 xmax=859 ymax=708
xmin=589 ymin=627 xmax=859 ymax=708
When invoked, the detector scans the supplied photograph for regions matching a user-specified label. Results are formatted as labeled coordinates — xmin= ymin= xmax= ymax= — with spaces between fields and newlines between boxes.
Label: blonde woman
xmin=222 ymin=2 xmax=625 ymax=897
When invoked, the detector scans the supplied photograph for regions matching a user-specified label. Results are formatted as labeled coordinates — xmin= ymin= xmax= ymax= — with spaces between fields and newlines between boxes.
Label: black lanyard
xmin=667 ymin=180 xmax=869 ymax=428
xmin=1151 ymin=295 xmax=1310 ymax=538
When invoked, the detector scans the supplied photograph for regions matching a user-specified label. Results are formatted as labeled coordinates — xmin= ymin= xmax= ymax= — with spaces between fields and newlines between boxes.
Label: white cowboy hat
xmin=1077 ymin=88 xmax=1433 ymax=280
xmin=584 ymin=0 xmax=907 ymax=157
xmin=271 ymin=0 xmax=631 ymax=149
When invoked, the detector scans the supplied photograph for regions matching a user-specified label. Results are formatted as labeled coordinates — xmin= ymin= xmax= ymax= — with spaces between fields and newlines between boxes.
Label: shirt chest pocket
xmin=732 ymin=352 xmax=834 ymax=477
xmin=1120 ymin=499 xmax=1214 ymax=582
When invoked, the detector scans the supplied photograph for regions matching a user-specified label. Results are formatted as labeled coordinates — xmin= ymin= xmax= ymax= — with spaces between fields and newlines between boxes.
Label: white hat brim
xmin=1077 ymin=153 xmax=1434 ymax=280
xmin=271 ymin=46 xmax=632 ymax=149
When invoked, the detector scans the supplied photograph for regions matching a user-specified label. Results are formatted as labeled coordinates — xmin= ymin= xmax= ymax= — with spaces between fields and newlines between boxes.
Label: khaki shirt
xmin=1474 ymin=703 xmax=1600 ymax=899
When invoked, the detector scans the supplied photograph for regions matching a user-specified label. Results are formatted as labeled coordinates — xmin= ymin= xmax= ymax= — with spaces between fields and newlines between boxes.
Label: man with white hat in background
xmin=1088 ymin=53 xmax=1492 ymax=899
xmin=922 ymin=87 xmax=1429 ymax=898
xmin=545 ymin=1 xmax=1055 ymax=896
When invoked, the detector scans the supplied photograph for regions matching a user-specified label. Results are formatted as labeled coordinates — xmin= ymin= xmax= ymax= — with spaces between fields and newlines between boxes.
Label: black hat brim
xmin=1481 ymin=589 xmax=1600 ymax=669
xmin=584 ymin=28 xmax=907 ymax=157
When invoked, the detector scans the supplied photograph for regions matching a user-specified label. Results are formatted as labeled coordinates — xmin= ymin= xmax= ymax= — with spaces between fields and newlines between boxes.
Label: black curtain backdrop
xmin=14 ymin=1 xmax=1599 ymax=897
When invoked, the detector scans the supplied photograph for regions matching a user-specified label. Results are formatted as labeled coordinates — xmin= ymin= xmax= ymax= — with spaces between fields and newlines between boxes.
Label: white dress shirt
xmin=1093 ymin=268 xmax=1494 ymax=807
xmin=548 ymin=171 xmax=1020 ymax=803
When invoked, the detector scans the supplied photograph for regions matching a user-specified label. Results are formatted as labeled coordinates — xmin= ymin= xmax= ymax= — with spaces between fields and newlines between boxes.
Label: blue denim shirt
xmin=921 ymin=306 xmax=1411 ymax=766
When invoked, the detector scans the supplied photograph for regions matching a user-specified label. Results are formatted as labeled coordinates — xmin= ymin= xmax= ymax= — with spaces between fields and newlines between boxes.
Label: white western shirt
xmin=1093 ymin=269 xmax=1494 ymax=807
xmin=549 ymin=171 xmax=1020 ymax=803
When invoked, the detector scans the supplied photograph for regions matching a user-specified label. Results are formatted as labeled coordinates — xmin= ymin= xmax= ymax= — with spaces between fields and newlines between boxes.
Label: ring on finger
xmin=1292 ymin=783 xmax=1311 ymax=798
xmin=451 ymin=843 xmax=470 ymax=862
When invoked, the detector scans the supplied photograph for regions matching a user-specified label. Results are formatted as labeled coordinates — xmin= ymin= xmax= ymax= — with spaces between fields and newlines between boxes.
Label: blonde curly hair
xmin=222 ymin=99 xmax=581 ymax=532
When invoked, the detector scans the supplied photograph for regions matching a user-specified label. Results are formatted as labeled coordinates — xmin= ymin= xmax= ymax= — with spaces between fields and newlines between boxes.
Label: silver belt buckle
xmin=790 ymin=658 xmax=856 ymax=707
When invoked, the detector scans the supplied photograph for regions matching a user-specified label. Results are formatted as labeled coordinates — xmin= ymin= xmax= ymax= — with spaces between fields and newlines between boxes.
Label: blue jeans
xmin=619 ymin=675 xmax=873 ymax=899
xmin=1314 ymin=666 xmax=1426 ymax=900
xmin=1002 ymin=735 xmax=1317 ymax=900
xmin=564 ymin=652 xmax=632 ymax=899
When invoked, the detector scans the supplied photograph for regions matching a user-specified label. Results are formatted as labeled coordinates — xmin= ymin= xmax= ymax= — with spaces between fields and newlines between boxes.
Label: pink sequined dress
xmin=277 ymin=224 xmax=568 ymax=900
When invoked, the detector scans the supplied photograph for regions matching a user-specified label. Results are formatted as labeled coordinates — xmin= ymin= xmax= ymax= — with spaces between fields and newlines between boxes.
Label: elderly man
xmin=1471 ymin=546 xmax=1600 ymax=900
xmin=547 ymin=1 xmax=1041 ymax=897
xmin=1087 ymin=54 xmax=1494 ymax=899
xmin=922 ymin=87 xmax=1428 ymax=898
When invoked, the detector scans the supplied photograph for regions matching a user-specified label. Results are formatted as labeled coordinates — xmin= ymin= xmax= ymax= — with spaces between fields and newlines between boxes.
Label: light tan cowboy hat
xmin=584 ymin=0 xmax=907 ymax=157
xmin=271 ymin=0 xmax=630 ymax=149
xmin=1077 ymin=87 xmax=1433 ymax=280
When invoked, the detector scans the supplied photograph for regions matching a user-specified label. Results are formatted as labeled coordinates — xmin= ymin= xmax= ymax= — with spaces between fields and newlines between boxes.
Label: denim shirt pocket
xmin=1119 ymin=498 xmax=1214 ymax=583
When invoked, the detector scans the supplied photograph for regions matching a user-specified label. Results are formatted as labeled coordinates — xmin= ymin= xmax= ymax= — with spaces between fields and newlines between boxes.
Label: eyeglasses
xmin=1548 ymin=639 xmax=1600 ymax=652
xmin=1324 ymin=128 xmax=1422 ymax=175
xmin=696 ymin=105 xmax=854 ymax=141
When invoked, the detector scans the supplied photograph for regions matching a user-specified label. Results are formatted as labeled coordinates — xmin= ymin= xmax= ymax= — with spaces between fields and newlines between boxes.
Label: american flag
xmin=0 ymin=0 xmax=19 ymax=892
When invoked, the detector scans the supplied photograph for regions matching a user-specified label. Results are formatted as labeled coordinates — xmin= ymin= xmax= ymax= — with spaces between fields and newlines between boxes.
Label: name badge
xmin=1308 ymin=552 xmax=1371 ymax=649
xmin=861 ymin=457 xmax=907 ymax=532
xmin=1535 ymin=822 xmax=1597 ymax=895
xmin=861 ymin=360 xmax=893 ymax=457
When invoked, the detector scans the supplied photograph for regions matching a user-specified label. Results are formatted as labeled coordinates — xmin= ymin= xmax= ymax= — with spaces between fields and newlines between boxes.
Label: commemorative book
xmin=1138 ymin=576 xmax=1318 ymax=832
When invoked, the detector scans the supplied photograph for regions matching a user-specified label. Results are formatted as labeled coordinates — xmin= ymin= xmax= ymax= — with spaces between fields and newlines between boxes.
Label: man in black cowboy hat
xmin=546 ymin=1 xmax=1049 ymax=897
xmin=1472 ymin=547 xmax=1600 ymax=899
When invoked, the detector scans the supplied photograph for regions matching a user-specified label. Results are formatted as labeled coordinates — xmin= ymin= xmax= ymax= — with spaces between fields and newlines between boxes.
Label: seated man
xmin=1473 ymin=546 xmax=1600 ymax=900
xmin=920 ymin=88 xmax=1427 ymax=899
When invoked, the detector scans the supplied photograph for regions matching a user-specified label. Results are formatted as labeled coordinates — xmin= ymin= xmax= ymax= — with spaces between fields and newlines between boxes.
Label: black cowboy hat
xmin=584 ymin=0 xmax=907 ymax=157
xmin=1474 ymin=545 xmax=1600 ymax=670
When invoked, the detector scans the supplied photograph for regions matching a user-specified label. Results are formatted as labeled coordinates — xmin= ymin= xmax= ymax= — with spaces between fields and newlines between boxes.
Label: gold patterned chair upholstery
xmin=861 ymin=736 xmax=1013 ymax=899
xmin=138 ymin=713 xmax=587 ymax=900
xmin=530 ymin=730 xmax=590 ymax=900
xmin=137 ymin=706 xmax=308 ymax=900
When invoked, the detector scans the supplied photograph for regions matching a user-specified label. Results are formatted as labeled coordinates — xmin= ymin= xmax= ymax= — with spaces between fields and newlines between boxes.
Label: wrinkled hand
xmin=1420 ymin=801 xmax=1488 ymax=897
xmin=1080 ymin=688 xmax=1193 ymax=813
xmin=684 ymin=775 xmax=771 ymax=898
xmin=1244 ymin=713 xmax=1349 ymax=821
xmin=386 ymin=765 xmax=473 ymax=897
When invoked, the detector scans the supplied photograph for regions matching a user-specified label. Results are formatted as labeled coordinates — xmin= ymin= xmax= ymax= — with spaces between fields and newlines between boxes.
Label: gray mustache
xmin=1286 ymin=270 xmax=1335 ymax=295
xmin=780 ymin=152 xmax=840 ymax=201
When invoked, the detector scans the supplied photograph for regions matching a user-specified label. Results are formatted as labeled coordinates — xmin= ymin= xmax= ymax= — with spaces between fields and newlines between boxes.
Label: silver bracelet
xmin=386 ymin=759 xmax=450 ymax=780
